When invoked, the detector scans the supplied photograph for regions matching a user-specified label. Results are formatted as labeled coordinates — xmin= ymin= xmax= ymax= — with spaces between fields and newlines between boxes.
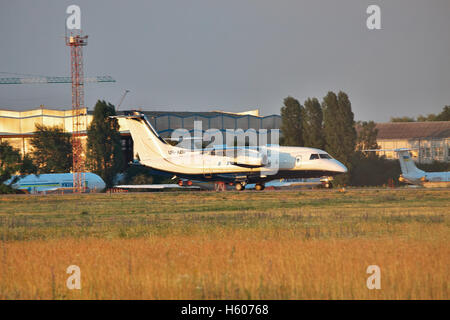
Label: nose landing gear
xmin=323 ymin=182 xmax=333 ymax=189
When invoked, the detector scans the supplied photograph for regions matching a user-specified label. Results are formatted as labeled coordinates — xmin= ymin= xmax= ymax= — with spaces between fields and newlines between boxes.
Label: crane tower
xmin=66 ymin=32 xmax=88 ymax=193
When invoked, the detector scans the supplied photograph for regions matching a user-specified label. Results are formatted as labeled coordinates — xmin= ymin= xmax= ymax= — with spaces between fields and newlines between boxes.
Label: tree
xmin=302 ymin=97 xmax=324 ymax=149
xmin=0 ymin=141 xmax=36 ymax=193
xmin=393 ymin=106 xmax=450 ymax=122
xmin=86 ymin=100 xmax=124 ymax=188
xmin=390 ymin=116 xmax=415 ymax=122
xmin=435 ymin=106 xmax=450 ymax=121
xmin=417 ymin=114 xmax=437 ymax=122
xmin=30 ymin=124 xmax=72 ymax=173
xmin=356 ymin=121 xmax=379 ymax=154
xmin=322 ymin=91 xmax=356 ymax=185
xmin=280 ymin=96 xmax=304 ymax=146
xmin=350 ymin=121 xmax=396 ymax=186
xmin=350 ymin=156 xmax=401 ymax=187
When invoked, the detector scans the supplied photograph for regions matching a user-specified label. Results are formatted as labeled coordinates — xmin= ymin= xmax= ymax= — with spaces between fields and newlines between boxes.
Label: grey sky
xmin=0 ymin=0 xmax=449 ymax=122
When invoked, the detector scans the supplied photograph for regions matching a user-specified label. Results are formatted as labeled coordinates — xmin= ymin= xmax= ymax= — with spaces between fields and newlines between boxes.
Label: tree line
xmin=280 ymin=91 xmax=403 ymax=186
xmin=390 ymin=106 xmax=450 ymax=122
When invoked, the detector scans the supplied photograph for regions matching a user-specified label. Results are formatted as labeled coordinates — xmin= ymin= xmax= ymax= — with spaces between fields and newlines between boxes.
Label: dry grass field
xmin=0 ymin=188 xmax=448 ymax=299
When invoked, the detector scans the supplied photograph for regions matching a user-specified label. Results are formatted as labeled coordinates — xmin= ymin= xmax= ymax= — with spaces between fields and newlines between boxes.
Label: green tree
xmin=30 ymin=124 xmax=72 ymax=173
xmin=280 ymin=96 xmax=304 ymax=146
xmin=0 ymin=141 xmax=37 ymax=193
xmin=435 ymin=106 xmax=450 ymax=121
xmin=417 ymin=114 xmax=437 ymax=122
xmin=394 ymin=105 xmax=449 ymax=122
xmin=350 ymin=156 xmax=401 ymax=187
xmin=417 ymin=106 xmax=450 ymax=121
xmin=390 ymin=116 xmax=415 ymax=122
xmin=302 ymin=97 xmax=324 ymax=149
xmin=322 ymin=91 xmax=356 ymax=185
xmin=356 ymin=121 xmax=379 ymax=154
xmin=86 ymin=100 xmax=124 ymax=188
xmin=350 ymin=121 xmax=396 ymax=186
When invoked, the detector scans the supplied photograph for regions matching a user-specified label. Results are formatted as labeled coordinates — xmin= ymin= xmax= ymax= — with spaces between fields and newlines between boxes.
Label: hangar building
xmin=0 ymin=107 xmax=281 ymax=164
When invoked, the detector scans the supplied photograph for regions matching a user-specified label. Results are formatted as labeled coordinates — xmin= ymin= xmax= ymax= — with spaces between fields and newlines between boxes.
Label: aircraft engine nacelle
xmin=233 ymin=149 xmax=268 ymax=167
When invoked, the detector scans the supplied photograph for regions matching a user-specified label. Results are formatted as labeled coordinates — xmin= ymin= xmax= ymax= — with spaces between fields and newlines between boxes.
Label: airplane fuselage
xmin=4 ymin=173 xmax=106 ymax=193
xmin=138 ymin=144 xmax=347 ymax=184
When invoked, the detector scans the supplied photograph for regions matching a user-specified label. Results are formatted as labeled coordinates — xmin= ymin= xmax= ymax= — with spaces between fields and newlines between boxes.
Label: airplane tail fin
xmin=363 ymin=148 xmax=425 ymax=176
xmin=395 ymin=149 xmax=425 ymax=176
xmin=112 ymin=111 xmax=173 ymax=162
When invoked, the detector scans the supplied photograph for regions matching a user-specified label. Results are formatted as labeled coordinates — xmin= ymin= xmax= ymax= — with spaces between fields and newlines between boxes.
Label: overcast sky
xmin=0 ymin=0 xmax=449 ymax=122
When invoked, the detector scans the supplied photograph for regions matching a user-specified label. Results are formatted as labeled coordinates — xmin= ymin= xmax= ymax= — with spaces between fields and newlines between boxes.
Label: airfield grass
xmin=0 ymin=188 xmax=448 ymax=299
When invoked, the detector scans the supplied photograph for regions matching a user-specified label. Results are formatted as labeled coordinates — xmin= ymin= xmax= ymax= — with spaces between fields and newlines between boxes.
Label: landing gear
xmin=235 ymin=182 xmax=245 ymax=191
xmin=255 ymin=184 xmax=265 ymax=191
xmin=324 ymin=182 xmax=333 ymax=189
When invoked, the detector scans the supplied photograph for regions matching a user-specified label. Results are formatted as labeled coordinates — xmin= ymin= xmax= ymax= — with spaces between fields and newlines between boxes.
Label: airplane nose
xmin=99 ymin=179 xmax=106 ymax=190
xmin=333 ymin=160 xmax=348 ymax=173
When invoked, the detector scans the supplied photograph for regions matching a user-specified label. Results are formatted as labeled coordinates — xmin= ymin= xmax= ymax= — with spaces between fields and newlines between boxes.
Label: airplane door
xmin=202 ymin=151 xmax=213 ymax=178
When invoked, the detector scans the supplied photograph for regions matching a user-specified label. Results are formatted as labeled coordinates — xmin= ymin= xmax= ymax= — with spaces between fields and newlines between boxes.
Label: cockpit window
xmin=309 ymin=154 xmax=319 ymax=160
xmin=319 ymin=153 xmax=332 ymax=159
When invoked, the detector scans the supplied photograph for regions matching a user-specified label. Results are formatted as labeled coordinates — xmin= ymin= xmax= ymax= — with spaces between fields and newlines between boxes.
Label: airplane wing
xmin=114 ymin=184 xmax=200 ymax=189
xmin=229 ymin=162 xmax=265 ymax=169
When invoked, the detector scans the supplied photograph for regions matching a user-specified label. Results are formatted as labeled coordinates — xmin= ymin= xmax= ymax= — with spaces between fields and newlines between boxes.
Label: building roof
xmin=137 ymin=109 xmax=263 ymax=118
xmin=376 ymin=121 xmax=450 ymax=140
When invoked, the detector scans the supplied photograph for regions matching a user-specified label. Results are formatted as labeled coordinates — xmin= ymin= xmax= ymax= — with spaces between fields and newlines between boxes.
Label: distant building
xmin=374 ymin=122 xmax=450 ymax=163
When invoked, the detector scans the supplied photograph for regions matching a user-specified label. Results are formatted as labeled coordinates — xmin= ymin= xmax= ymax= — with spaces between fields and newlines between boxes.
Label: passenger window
xmin=296 ymin=156 xmax=301 ymax=164
xmin=309 ymin=154 xmax=319 ymax=160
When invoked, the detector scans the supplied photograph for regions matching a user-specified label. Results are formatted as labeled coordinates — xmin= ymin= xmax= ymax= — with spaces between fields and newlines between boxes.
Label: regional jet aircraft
xmin=366 ymin=148 xmax=450 ymax=188
xmin=115 ymin=111 xmax=347 ymax=191
xmin=4 ymin=173 xmax=106 ymax=193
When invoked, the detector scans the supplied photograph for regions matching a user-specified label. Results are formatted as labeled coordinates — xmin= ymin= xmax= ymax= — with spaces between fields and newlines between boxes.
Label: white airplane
xmin=115 ymin=111 xmax=347 ymax=191
xmin=4 ymin=172 xmax=106 ymax=193
xmin=366 ymin=148 xmax=450 ymax=188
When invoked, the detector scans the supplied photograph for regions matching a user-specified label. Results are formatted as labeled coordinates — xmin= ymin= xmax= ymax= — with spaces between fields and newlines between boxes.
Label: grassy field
xmin=0 ymin=188 xmax=448 ymax=299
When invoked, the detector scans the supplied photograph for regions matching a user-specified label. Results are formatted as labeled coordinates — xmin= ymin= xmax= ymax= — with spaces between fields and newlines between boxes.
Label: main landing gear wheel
xmin=235 ymin=183 xmax=244 ymax=191
xmin=255 ymin=184 xmax=265 ymax=191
